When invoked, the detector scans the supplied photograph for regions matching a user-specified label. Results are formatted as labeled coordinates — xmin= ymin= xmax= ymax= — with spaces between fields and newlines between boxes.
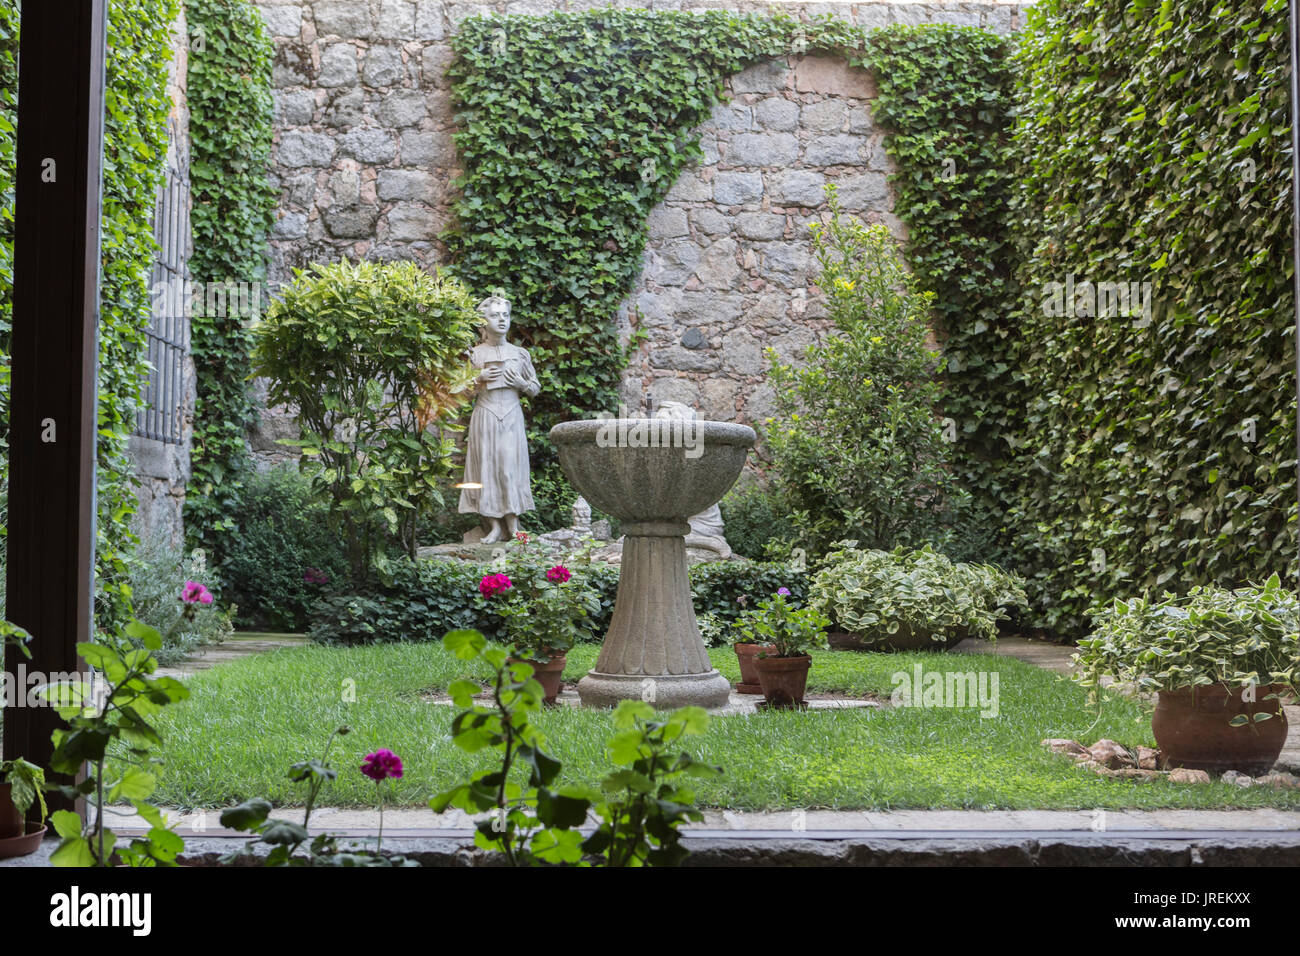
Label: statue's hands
xmin=480 ymin=365 xmax=502 ymax=385
xmin=502 ymin=366 xmax=524 ymax=389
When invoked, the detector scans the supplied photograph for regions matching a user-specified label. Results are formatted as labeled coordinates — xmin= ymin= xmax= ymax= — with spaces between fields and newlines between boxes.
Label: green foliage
xmin=810 ymin=544 xmax=1027 ymax=647
xmin=0 ymin=757 xmax=46 ymax=827
xmin=92 ymin=0 xmax=184 ymax=629
xmin=718 ymin=482 xmax=795 ymax=560
xmin=45 ymin=619 xmax=189 ymax=866
xmin=309 ymin=557 xmax=804 ymax=647
xmin=0 ymin=3 xmax=15 ymax=481
xmin=1006 ymin=0 xmax=1298 ymax=634
xmin=766 ymin=188 xmax=963 ymax=556
xmin=862 ymin=25 xmax=1016 ymax=559
xmin=1076 ymin=573 xmax=1300 ymax=698
xmin=184 ymin=0 xmax=277 ymax=558
xmin=218 ymin=465 xmax=350 ymax=632
xmin=252 ymin=260 xmax=481 ymax=584
xmin=433 ymin=629 xmax=717 ymax=866
xmin=736 ymin=592 xmax=830 ymax=657
xmin=129 ymin=533 xmax=234 ymax=663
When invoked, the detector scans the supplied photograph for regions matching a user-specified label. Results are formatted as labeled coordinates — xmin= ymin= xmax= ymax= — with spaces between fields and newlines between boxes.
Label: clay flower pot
xmin=512 ymin=655 xmax=567 ymax=705
xmin=733 ymin=643 xmax=773 ymax=695
xmin=1151 ymin=683 xmax=1289 ymax=776
xmin=0 ymin=823 xmax=46 ymax=860
xmin=0 ymin=784 xmax=23 ymax=840
xmin=753 ymin=654 xmax=812 ymax=709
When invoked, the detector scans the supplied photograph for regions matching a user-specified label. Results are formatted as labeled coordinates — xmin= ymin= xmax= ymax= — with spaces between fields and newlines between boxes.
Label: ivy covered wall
xmin=1006 ymin=0 xmax=1297 ymax=634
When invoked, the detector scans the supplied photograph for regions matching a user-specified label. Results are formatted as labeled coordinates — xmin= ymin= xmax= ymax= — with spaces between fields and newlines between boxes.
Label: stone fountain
xmin=550 ymin=416 xmax=756 ymax=709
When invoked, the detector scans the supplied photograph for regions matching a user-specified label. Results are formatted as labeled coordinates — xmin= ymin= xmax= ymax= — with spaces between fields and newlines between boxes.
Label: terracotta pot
xmin=511 ymin=655 xmax=567 ymax=705
xmin=754 ymin=654 xmax=812 ymax=709
xmin=0 ymin=784 xmax=23 ymax=840
xmin=733 ymin=643 xmax=773 ymax=694
xmin=1151 ymin=683 xmax=1289 ymax=776
xmin=0 ymin=823 xmax=46 ymax=860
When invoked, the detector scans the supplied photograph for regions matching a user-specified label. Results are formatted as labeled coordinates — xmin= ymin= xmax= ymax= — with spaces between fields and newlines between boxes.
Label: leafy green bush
xmin=810 ymin=544 xmax=1026 ymax=647
xmin=218 ymin=466 xmax=350 ymax=632
xmin=718 ymin=482 xmax=794 ymax=560
xmin=128 ymin=534 xmax=234 ymax=664
xmin=252 ymin=261 xmax=481 ymax=585
xmin=766 ymin=188 xmax=966 ymax=558
xmin=1005 ymin=0 xmax=1297 ymax=634
xmin=309 ymin=557 xmax=803 ymax=646
xmin=1075 ymin=574 xmax=1300 ymax=696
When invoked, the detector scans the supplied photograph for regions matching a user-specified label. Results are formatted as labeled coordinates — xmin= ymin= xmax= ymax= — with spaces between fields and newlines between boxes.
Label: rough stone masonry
xmin=250 ymin=0 xmax=1028 ymax=468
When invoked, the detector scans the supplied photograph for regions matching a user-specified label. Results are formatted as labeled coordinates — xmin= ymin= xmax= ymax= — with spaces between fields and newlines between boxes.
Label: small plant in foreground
xmin=432 ymin=629 xmax=718 ymax=866
xmin=220 ymin=726 xmax=418 ymax=866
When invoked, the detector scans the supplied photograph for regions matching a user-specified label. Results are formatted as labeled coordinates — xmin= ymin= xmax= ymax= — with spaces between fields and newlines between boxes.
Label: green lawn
xmin=148 ymin=641 xmax=1300 ymax=811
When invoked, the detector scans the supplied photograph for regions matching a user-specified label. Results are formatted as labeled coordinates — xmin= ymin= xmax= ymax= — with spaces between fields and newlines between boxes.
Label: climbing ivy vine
xmin=183 ymin=0 xmax=276 ymax=559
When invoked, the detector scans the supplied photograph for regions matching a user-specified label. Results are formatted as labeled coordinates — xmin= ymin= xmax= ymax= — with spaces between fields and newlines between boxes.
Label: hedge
xmin=1005 ymin=0 xmax=1297 ymax=634
xmin=308 ymin=558 xmax=808 ymax=646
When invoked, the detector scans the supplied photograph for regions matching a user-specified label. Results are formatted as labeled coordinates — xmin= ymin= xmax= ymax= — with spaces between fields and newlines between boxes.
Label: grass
xmin=148 ymin=641 xmax=1300 ymax=811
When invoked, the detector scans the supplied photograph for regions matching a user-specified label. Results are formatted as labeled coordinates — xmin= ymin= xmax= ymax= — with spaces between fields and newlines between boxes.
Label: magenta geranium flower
xmin=546 ymin=565 xmax=571 ymax=584
xmin=361 ymin=749 xmax=404 ymax=781
xmin=181 ymin=581 xmax=213 ymax=605
xmin=479 ymin=573 xmax=512 ymax=597
xmin=776 ymin=587 xmax=791 ymax=596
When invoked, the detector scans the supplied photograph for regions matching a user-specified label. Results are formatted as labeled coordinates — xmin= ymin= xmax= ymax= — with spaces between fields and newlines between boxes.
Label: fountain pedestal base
xmin=576 ymin=521 xmax=731 ymax=710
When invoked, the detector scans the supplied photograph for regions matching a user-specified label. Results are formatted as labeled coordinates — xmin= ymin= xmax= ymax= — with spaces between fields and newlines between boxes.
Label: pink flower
xmin=181 ymin=581 xmax=213 ymax=605
xmin=777 ymin=587 xmax=791 ymax=597
xmin=546 ymin=565 xmax=571 ymax=584
xmin=479 ymin=573 xmax=513 ymax=597
xmin=515 ymin=531 xmax=530 ymax=543
xmin=361 ymin=749 xmax=404 ymax=781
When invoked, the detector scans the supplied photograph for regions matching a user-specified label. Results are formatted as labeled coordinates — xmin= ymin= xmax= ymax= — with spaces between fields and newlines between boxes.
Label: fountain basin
xmin=550 ymin=418 xmax=756 ymax=709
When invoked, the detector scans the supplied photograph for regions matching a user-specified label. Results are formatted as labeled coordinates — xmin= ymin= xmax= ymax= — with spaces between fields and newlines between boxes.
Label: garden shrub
xmin=766 ymin=188 xmax=966 ymax=558
xmin=809 ymin=544 xmax=1027 ymax=647
xmin=129 ymin=533 xmax=234 ymax=664
xmin=218 ymin=466 xmax=350 ymax=633
xmin=1006 ymin=0 xmax=1298 ymax=634
xmin=309 ymin=557 xmax=803 ymax=646
xmin=251 ymin=261 xmax=481 ymax=585
xmin=718 ymin=482 xmax=794 ymax=560
xmin=184 ymin=0 xmax=276 ymax=559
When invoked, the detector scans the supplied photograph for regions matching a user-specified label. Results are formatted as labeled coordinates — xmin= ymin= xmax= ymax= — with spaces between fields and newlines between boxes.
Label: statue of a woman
xmin=458 ymin=296 xmax=540 ymax=544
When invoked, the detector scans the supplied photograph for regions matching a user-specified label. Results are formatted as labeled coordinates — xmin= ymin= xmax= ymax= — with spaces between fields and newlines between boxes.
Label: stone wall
xmin=249 ymin=0 xmax=1028 ymax=465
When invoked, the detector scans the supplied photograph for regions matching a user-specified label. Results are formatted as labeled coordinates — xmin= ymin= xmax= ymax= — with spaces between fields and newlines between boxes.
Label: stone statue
xmin=458 ymin=295 xmax=541 ymax=544
xmin=653 ymin=401 xmax=733 ymax=559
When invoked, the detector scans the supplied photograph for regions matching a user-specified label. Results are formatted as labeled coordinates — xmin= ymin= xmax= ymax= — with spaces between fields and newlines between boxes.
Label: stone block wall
xmin=249 ymin=0 xmax=1028 ymax=465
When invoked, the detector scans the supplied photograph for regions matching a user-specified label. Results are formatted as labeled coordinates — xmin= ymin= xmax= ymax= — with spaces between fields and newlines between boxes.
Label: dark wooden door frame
xmin=1 ymin=0 xmax=106 ymax=812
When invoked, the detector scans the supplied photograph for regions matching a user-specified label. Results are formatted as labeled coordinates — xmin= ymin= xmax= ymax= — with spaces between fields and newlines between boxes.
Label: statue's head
xmin=477 ymin=295 xmax=511 ymax=339
xmin=653 ymin=400 xmax=698 ymax=421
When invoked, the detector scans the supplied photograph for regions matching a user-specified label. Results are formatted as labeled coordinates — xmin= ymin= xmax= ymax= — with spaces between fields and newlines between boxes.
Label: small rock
xmin=1255 ymin=771 xmax=1300 ymax=790
xmin=1137 ymin=747 xmax=1159 ymax=770
xmin=1168 ymin=768 xmax=1212 ymax=785
xmin=1042 ymin=738 xmax=1088 ymax=757
xmin=1221 ymin=770 xmax=1253 ymax=788
xmin=1087 ymin=739 xmax=1135 ymax=770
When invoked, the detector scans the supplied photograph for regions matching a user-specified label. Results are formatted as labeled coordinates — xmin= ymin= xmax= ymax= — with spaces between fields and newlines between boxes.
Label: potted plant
xmin=480 ymin=536 xmax=599 ymax=704
xmin=809 ymin=544 xmax=1026 ymax=651
xmin=1076 ymin=574 xmax=1300 ymax=775
xmin=737 ymin=591 xmax=830 ymax=708
xmin=729 ymin=593 xmax=782 ymax=695
xmin=0 ymin=757 xmax=48 ymax=859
